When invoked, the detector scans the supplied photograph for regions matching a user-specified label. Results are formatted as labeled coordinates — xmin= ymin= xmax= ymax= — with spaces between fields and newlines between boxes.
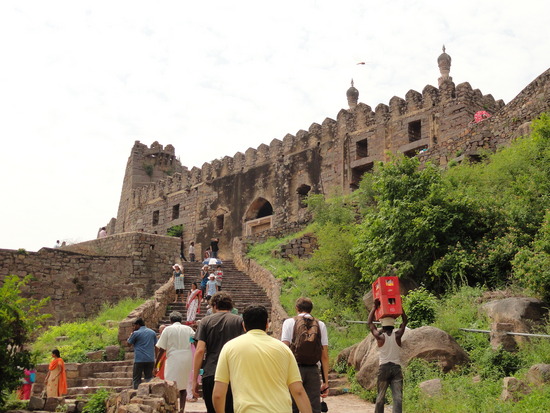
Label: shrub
xmin=82 ymin=388 xmax=111 ymax=413
xmin=0 ymin=276 xmax=49 ymax=407
xmin=402 ymin=287 xmax=437 ymax=328
xmin=512 ymin=211 xmax=550 ymax=301
xmin=475 ymin=346 xmax=522 ymax=379
xmin=166 ymin=224 xmax=183 ymax=237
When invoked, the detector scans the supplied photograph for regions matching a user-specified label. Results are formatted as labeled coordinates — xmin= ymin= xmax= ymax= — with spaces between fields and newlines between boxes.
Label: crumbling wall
xmin=0 ymin=232 xmax=180 ymax=325
xmin=420 ymin=68 xmax=550 ymax=166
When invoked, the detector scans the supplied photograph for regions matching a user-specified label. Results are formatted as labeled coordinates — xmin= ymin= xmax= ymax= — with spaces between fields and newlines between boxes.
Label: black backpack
xmin=290 ymin=315 xmax=322 ymax=365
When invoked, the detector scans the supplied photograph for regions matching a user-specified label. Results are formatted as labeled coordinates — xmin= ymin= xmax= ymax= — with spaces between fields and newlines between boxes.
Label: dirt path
xmin=183 ymin=393 xmax=376 ymax=412
xmin=323 ymin=393 xmax=376 ymax=412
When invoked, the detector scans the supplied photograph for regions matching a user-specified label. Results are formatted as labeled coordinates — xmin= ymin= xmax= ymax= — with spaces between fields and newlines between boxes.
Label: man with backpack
xmin=281 ymin=297 xmax=329 ymax=413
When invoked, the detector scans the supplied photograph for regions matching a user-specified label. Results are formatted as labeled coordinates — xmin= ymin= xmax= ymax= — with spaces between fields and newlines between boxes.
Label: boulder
xmin=28 ymin=396 xmax=45 ymax=410
xmin=419 ymin=378 xmax=442 ymax=397
xmin=343 ymin=326 xmax=469 ymax=390
xmin=481 ymin=297 xmax=548 ymax=348
xmin=500 ymin=377 xmax=530 ymax=402
xmin=526 ymin=364 xmax=550 ymax=386
xmin=44 ymin=397 xmax=64 ymax=411
xmin=86 ymin=350 xmax=104 ymax=361
xmin=105 ymin=345 xmax=121 ymax=361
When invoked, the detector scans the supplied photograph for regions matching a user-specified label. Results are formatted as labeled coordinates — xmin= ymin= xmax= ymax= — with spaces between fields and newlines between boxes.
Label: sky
xmin=1 ymin=0 xmax=549 ymax=252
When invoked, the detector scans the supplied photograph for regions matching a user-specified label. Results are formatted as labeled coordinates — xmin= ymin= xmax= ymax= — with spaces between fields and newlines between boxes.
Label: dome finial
xmin=346 ymin=79 xmax=359 ymax=110
xmin=437 ymin=45 xmax=452 ymax=86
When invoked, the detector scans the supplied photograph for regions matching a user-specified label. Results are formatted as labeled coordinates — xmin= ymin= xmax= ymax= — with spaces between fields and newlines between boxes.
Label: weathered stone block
xmin=28 ymin=396 xmax=45 ymax=410
xmin=44 ymin=397 xmax=64 ymax=411
xmin=501 ymin=377 xmax=529 ymax=402
xmin=419 ymin=378 xmax=442 ymax=397
xmin=526 ymin=363 xmax=550 ymax=386
xmin=105 ymin=345 xmax=121 ymax=361
xmin=86 ymin=350 xmax=105 ymax=361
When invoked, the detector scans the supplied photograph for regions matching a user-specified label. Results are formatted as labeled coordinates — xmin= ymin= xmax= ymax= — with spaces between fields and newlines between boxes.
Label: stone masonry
xmin=0 ymin=232 xmax=180 ymax=325
xmin=107 ymin=49 xmax=550 ymax=259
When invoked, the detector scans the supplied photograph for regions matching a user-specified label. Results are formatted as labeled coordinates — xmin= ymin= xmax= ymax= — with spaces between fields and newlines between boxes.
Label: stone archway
xmin=244 ymin=197 xmax=274 ymax=235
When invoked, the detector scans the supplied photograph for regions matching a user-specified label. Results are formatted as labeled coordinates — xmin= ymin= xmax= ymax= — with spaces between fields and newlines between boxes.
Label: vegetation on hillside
xmin=32 ymin=297 xmax=145 ymax=363
xmin=0 ymin=276 xmax=50 ymax=407
xmin=247 ymin=113 xmax=550 ymax=410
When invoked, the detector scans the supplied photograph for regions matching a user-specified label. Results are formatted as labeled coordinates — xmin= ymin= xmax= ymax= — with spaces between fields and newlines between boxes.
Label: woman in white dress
xmin=172 ymin=264 xmax=185 ymax=303
xmin=155 ymin=311 xmax=195 ymax=413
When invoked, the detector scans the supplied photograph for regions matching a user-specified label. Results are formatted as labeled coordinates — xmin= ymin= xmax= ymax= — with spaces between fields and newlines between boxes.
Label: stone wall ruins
xmin=0 ymin=232 xmax=180 ymax=324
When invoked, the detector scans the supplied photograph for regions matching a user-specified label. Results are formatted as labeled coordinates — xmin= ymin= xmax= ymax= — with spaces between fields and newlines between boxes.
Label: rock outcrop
xmin=339 ymin=326 xmax=469 ymax=390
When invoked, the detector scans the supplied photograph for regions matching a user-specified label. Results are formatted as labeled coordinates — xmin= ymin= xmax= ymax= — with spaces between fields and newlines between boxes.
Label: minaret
xmin=346 ymin=79 xmax=359 ymax=110
xmin=437 ymin=45 xmax=452 ymax=86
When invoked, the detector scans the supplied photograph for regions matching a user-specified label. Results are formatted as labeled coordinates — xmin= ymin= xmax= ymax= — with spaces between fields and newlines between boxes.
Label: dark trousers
xmin=133 ymin=361 xmax=154 ymax=389
xmin=292 ymin=364 xmax=321 ymax=413
xmin=375 ymin=362 xmax=403 ymax=413
xmin=190 ymin=253 xmax=196 ymax=262
xmin=202 ymin=375 xmax=234 ymax=413
xmin=211 ymin=251 xmax=218 ymax=258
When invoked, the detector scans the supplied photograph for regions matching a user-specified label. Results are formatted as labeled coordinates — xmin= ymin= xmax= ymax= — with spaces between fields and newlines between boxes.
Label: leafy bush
xmin=166 ymin=224 xmax=183 ymax=237
xmin=512 ymin=211 xmax=550 ymax=301
xmin=402 ymin=287 xmax=437 ymax=328
xmin=82 ymin=388 xmax=111 ymax=413
xmin=475 ymin=346 xmax=522 ymax=379
xmin=0 ymin=276 xmax=50 ymax=407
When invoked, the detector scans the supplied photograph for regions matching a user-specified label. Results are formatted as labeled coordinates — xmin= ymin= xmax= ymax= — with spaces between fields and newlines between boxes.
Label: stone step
xmin=94 ymin=371 xmax=131 ymax=379
xmin=112 ymin=365 xmax=133 ymax=374
xmin=82 ymin=377 xmax=132 ymax=387
xmin=66 ymin=386 xmax=127 ymax=396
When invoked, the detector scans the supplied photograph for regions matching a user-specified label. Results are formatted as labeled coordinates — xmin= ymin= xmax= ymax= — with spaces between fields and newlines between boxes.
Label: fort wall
xmin=111 ymin=73 xmax=514 ymax=253
xmin=0 ymin=232 xmax=180 ymax=325
xmin=419 ymin=68 xmax=550 ymax=166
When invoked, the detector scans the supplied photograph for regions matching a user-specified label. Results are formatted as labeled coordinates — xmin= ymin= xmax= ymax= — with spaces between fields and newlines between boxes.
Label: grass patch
xmin=32 ymin=298 xmax=145 ymax=363
xmin=247 ymin=231 xmax=369 ymax=362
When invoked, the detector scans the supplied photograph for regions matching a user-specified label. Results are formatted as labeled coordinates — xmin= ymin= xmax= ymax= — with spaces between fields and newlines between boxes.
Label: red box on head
xmin=372 ymin=276 xmax=402 ymax=319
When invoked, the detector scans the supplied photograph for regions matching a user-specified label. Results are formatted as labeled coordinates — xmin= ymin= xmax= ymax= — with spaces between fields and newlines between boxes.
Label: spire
xmin=346 ymin=79 xmax=359 ymax=110
xmin=437 ymin=44 xmax=452 ymax=86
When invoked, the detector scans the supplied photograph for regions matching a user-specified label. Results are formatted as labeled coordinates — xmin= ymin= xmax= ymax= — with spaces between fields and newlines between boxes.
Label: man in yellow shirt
xmin=213 ymin=305 xmax=312 ymax=413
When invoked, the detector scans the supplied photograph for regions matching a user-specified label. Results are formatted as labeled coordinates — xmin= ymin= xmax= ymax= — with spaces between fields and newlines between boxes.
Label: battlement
xmin=125 ymin=76 xmax=506 ymax=212
xmin=112 ymin=49 xmax=549 ymax=254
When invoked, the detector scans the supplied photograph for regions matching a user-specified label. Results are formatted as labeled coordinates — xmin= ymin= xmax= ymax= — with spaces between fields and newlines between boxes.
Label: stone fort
xmin=0 ymin=49 xmax=548 ymax=325
xmin=107 ymin=48 xmax=550 ymax=257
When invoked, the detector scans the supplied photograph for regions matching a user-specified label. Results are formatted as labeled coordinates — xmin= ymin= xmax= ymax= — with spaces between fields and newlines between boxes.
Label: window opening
xmin=408 ymin=120 xmax=422 ymax=142
xmin=172 ymin=204 xmax=180 ymax=220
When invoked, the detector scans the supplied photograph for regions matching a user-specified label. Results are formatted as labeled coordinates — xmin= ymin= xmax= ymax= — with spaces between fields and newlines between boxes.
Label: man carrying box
xmin=367 ymin=299 xmax=408 ymax=413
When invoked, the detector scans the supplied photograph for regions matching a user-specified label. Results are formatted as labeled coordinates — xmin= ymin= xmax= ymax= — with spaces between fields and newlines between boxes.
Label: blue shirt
xmin=127 ymin=326 xmax=157 ymax=363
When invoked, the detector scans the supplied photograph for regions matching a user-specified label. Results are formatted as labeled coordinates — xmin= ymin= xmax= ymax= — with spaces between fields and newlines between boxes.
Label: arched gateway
xmin=244 ymin=197 xmax=273 ymax=235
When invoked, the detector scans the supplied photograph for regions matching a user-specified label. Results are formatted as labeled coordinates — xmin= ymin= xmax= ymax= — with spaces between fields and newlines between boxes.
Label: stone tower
xmin=114 ymin=141 xmax=183 ymax=234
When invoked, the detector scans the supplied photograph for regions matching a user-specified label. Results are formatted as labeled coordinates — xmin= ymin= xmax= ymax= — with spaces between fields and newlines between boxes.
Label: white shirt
xmin=156 ymin=322 xmax=195 ymax=358
xmin=281 ymin=313 xmax=329 ymax=346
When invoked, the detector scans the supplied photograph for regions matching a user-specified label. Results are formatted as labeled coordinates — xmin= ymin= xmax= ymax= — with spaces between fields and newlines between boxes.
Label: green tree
xmin=352 ymin=156 xmax=496 ymax=289
xmin=0 ymin=275 xmax=50 ymax=406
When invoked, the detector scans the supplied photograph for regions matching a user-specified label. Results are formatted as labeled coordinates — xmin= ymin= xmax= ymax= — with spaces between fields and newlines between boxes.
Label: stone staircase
xmin=160 ymin=260 xmax=272 ymax=325
xmin=31 ymin=260 xmax=272 ymax=413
